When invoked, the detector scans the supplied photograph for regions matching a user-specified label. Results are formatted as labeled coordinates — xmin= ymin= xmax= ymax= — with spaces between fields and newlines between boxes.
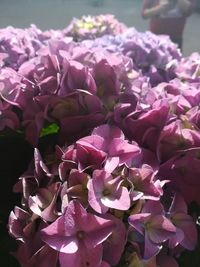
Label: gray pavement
xmin=0 ymin=0 xmax=199 ymax=56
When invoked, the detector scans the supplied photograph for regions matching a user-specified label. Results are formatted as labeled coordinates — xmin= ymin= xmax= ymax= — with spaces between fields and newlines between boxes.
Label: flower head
xmin=168 ymin=193 xmax=197 ymax=250
xmin=128 ymin=200 xmax=176 ymax=260
xmin=88 ymin=170 xmax=130 ymax=214
xmin=41 ymin=200 xmax=115 ymax=267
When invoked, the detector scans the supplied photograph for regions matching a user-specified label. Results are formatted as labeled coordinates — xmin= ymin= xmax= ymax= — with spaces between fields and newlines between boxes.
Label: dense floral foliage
xmin=64 ymin=14 xmax=127 ymax=41
xmin=1 ymin=14 xmax=199 ymax=267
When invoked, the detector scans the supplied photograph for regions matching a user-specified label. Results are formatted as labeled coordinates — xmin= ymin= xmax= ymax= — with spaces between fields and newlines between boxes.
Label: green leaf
xmin=40 ymin=123 xmax=59 ymax=137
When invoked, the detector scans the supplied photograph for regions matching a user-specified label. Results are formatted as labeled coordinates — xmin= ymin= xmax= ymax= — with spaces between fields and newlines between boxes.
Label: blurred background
xmin=0 ymin=0 xmax=199 ymax=56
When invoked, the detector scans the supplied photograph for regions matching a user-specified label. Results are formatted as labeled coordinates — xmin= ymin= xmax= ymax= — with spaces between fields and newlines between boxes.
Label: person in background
xmin=142 ymin=0 xmax=196 ymax=50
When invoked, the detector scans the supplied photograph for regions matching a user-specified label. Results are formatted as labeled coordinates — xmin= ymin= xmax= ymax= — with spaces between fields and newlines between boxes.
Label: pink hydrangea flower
xmin=41 ymin=200 xmax=115 ymax=267
xmin=157 ymin=120 xmax=200 ymax=162
xmin=121 ymin=100 xmax=170 ymax=152
xmin=28 ymin=182 xmax=61 ymax=222
xmin=128 ymin=165 xmax=166 ymax=201
xmin=128 ymin=200 xmax=176 ymax=259
xmin=168 ymin=193 xmax=197 ymax=250
xmin=79 ymin=124 xmax=141 ymax=172
xmin=102 ymin=214 xmax=127 ymax=266
xmin=61 ymin=124 xmax=140 ymax=173
xmin=159 ymin=147 xmax=200 ymax=204
xmin=87 ymin=169 xmax=130 ymax=214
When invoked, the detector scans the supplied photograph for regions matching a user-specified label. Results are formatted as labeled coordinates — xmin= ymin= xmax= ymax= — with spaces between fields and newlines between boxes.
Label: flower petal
xmin=104 ymin=156 xmax=119 ymax=173
xmin=83 ymin=214 xmax=115 ymax=248
xmin=128 ymin=213 xmax=150 ymax=235
xmin=59 ymin=243 xmax=102 ymax=267
xmin=41 ymin=232 xmax=78 ymax=254
xmin=101 ymin=187 xmax=130 ymax=210
xmin=147 ymin=215 xmax=176 ymax=244
xmin=144 ymin=232 xmax=162 ymax=260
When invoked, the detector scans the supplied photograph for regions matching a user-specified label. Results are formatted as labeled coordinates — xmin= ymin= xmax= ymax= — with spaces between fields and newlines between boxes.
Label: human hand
xmin=160 ymin=0 xmax=170 ymax=6
xmin=159 ymin=0 xmax=171 ymax=12
xmin=142 ymin=0 xmax=171 ymax=18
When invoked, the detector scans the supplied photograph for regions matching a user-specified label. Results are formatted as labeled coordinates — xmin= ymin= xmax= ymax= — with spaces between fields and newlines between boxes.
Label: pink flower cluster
xmin=64 ymin=14 xmax=127 ymax=41
xmin=1 ymin=14 xmax=199 ymax=267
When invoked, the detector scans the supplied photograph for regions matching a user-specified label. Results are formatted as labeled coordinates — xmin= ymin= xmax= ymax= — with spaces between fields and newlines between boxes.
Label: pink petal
xmin=88 ymin=179 xmax=108 ymax=214
xmin=144 ymin=232 xmax=162 ymax=260
xmin=100 ymin=262 xmax=110 ymax=267
xmin=8 ymin=207 xmax=30 ymax=239
xmin=83 ymin=214 xmax=115 ymax=248
xmin=174 ymin=213 xmax=198 ymax=250
xmin=41 ymin=233 xmax=78 ymax=254
xmin=103 ymin=215 xmax=126 ymax=266
xmin=29 ymin=245 xmax=58 ymax=267
xmin=142 ymin=183 xmax=161 ymax=200
xmin=129 ymin=213 xmax=150 ymax=235
xmin=59 ymin=243 xmax=102 ymax=267
xmin=109 ymin=138 xmax=140 ymax=164
xmin=104 ymin=156 xmax=119 ymax=173
xmin=169 ymin=193 xmax=187 ymax=213
xmin=59 ymin=249 xmax=81 ymax=267
xmin=101 ymin=187 xmax=130 ymax=210
xmin=147 ymin=215 xmax=176 ymax=243
xmin=77 ymin=135 xmax=104 ymax=151
xmin=168 ymin=227 xmax=184 ymax=248
xmin=142 ymin=200 xmax=164 ymax=214
xmin=29 ymin=196 xmax=42 ymax=216
xmin=91 ymin=170 xmax=107 ymax=192
xmin=92 ymin=124 xmax=124 ymax=141
xmin=41 ymin=196 xmax=59 ymax=222
xmin=131 ymin=190 xmax=144 ymax=201
xmin=67 ymin=200 xmax=88 ymax=229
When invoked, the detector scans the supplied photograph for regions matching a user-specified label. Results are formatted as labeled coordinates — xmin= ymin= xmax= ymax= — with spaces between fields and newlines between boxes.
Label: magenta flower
xmin=5 ymin=21 xmax=200 ymax=267
xmin=128 ymin=200 xmax=176 ymax=259
xmin=132 ymin=148 xmax=159 ymax=171
xmin=159 ymin=147 xmax=200 ymax=204
xmin=15 ymin=243 xmax=58 ymax=267
xmin=92 ymin=58 xmax=120 ymax=101
xmin=8 ymin=207 xmax=56 ymax=267
xmin=63 ymin=170 xmax=89 ymax=207
xmin=157 ymin=120 xmax=200 ymax=162
xmin=0 ymin=102 xmax=19 ymax=131
xmin=128 ymin=165 xmax=166 ymax=201
xmin=18 ymin=54 xmax=60 ymax=96
xmin=175 ymin=52 xmax=200 ymax=82
xmin=58 ymin=60 xmax=96 ymax=96
xmin=0 ymin=67 xmax=22 ymax=106
xmin=50 ymin=91 xmax=105 ymax=144
xmin=79 ymin=124 xmax=141 ymax=172
xmin=122 ymin=100 xmax=169 ymax=152
xmin=186 ymin=106 xmax=200 ymax=129
xmin=100 ymin=262 xmax=110 ymax=267
xmin=28 ymin=182 xmax=61 ymax=222
xmin=41 ymin=200 xmax=115 ymax=267
xmin=61 ymin=137 xmax=107 ymax=172
xmin=13 ymin=148 xmax=55 ymax=206
xmin=168 ymin=193 xmax=197 ymax=250
xmin=87 ymin=170 xmax=130 ymax=214
xmin=22 ymin=95 xmax=49 ymax=145
xmin=64 ymin=14 xmax=127 ymax=41
xmin=102 ymin=214 xmax=127 ymax=266
xmin=8 ymin=206 xmax=32 ymax=242
xmin=61 ymin=124 xmax=140 ymax=172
